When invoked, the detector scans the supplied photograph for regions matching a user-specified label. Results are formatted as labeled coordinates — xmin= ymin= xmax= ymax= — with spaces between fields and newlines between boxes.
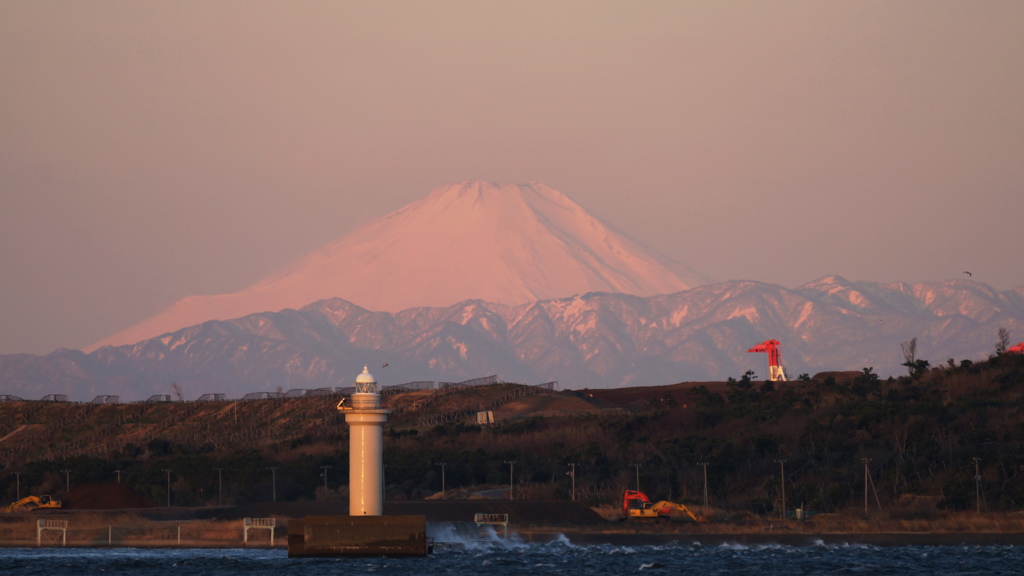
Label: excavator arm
xmin=650 ymin=500 xmax=707 ymax=523
xmin=4 ymin=495 xmax=61 ymax=513
xmin=622 ymin=490 xmax=706 ymax=523
xmin=622 ymin=489 xmax=651 ymax=517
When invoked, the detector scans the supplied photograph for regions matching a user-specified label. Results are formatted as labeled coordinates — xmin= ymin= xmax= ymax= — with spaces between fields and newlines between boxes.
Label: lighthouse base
xmin=287 ymin=515 xmax=429 ymax=558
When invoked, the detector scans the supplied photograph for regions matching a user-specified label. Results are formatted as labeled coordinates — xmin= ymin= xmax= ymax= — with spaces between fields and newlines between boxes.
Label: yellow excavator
xmin=4 ymin=495 xmax=62 ymax=513
xmin=623 ymin=490 xmax=706 ymax=523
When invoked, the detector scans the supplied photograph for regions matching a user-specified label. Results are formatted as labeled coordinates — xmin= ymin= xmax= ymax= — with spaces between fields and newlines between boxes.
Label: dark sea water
xmin=3 ymin=537 xmax=1023 ymax=576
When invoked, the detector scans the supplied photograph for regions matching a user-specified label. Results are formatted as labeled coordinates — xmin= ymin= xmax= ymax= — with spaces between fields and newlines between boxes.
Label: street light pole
xmin=438 ymin=463 xmax=446 ymax=500
xmin=320 ymin=465 xmax=331 ymax=494
xmin=698 ymin=463 xmax=708 ymax=508
xmin=973 ymin=457 xmax=982 ymax=513
xmin=862 ymin=458 xmax=871 ymax=519
xmin=215 ymin=468 xmax=224 ymax=506
xmin=775 ymin=459 xmax=786 ymax=520
xmin=269 ymin=467 xmax=278 ymax=503
xmin=162 ymin=469 xmax=172 ymax=508
xmin=505 ymin=461 xmax=515 ymax=501
xmin=568 ymin=463 xmax=577 ymax=502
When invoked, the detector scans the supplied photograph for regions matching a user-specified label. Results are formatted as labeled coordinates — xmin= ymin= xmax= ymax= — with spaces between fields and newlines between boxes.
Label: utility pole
xmin=162 ymin=469 xmax=172 ymax=508
xmin=215 ymin=468 xmax=224 ymax=506
xmin=698 ymin=462 xmax=708 ymax=508
xmin=320 ymin=465 xmax=330 ymax=494
xmin=114 ymin=470 xmax=121 ymax=483
xmin=862 ymin=458 xmax=871 ymax=519
xmin=269 ymin=467 xmax=279 ymax=503
xmin=973 ymin=457 xmax=982 ymax=513
xmin=61 ymin=469 xmax=70 ymax=493
xmin=567 ymin=463 xmax=577 ymax=502
xmin=634 ymin=463 xmax=641 ymax=492
xmin=438 ymin=463 xmax=446 ymax=500
xmin=505 ymin=461 xmax=515 ymax=501
xmin=13 ymin=472 xmax=20 ymax=500
xmin=775 ymin=459 xmax=786 ymax=520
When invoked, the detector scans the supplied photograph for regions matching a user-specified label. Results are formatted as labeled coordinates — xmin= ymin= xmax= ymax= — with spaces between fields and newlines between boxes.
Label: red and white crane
xmin=747 ymin=339 xmax=787 ymax=382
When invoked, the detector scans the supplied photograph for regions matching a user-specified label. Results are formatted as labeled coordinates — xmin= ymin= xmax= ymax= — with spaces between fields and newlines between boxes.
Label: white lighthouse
xmin=342 ymin=365 xmax=391 ymax=516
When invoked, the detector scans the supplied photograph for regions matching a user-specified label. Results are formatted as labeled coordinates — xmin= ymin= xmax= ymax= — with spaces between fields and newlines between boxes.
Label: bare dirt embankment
xmin=64 ymin=483 xmax=154 ymax=509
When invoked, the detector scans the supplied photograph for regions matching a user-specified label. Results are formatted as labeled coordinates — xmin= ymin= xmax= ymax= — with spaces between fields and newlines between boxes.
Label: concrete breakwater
xmin=0 ymin=515 xmax=281 ymax=548
xmin=5 ymin=502 xmax=1024 ymax=549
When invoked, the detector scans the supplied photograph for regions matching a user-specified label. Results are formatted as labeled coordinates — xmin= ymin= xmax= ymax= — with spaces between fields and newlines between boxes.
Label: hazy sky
xmin=2 ymin=1 xmax=1023 ymax=355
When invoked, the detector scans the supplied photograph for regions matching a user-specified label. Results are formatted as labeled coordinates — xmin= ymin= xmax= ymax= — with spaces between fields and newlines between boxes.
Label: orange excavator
xmin=4 ymin=495 xmax=61 ymax=513
xmin=622 ymin=490 xmax=706 ymax=523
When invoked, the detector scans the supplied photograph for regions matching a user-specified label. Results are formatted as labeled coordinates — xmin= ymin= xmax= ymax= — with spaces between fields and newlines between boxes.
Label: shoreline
xmin=5 ymin=531 xmax=1024 ymax=549
xmin=519 ymin=529 xmax=1024 ymax=547
xmin=8 ymin=528 xmax=1024 ymax=545
xmin=4 ymin=522 xmax=1024 ymax=549
xmin=4 ymin=504 xmax=1024 ymax=549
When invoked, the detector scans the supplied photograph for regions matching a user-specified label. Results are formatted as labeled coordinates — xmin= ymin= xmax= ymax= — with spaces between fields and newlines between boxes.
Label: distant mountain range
xmin=4 ymin=181 xmax=1020 ymax=400
xmin=2 ymin=276 xmax=1021 ymax=401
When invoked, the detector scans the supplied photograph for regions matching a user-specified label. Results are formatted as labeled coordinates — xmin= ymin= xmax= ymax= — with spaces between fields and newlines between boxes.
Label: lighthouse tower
xmin=343 ymin=365 xmax=391 ymax=516
xmin=289 ymin=365 xmax=426 ymax=557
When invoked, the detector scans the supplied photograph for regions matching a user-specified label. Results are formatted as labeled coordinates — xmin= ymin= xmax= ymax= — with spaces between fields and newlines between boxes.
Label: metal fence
xmin=1 ymin=374 xmax=558 ymax=406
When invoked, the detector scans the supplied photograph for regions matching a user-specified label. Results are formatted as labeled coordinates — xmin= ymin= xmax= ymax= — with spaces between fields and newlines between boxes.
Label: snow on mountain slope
xmin=4 ymin=278 xmax=1023 ymax=401
xmin=87 ymin=181 xmax=700 ymax=351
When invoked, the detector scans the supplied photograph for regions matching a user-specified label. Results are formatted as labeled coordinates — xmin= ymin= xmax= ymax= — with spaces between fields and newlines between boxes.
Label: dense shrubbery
xmin=1 ymin=355 xmax=1023 ymax=515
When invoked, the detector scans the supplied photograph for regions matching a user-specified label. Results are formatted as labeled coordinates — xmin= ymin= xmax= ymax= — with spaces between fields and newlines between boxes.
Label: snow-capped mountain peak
xmin=87 ymin=181 xmax=700 ymax=351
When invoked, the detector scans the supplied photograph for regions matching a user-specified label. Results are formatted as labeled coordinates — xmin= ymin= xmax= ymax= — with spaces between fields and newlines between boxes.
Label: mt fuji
xmin=6 ymin=182 xmax=1023 ymax=402
xmin=88 ymin=181 xmax=703 ymax=350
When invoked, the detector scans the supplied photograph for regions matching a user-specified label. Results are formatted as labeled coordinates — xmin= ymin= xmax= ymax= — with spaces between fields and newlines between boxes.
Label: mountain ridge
xmin=3 ymin=277 xmax=1021 ymax=401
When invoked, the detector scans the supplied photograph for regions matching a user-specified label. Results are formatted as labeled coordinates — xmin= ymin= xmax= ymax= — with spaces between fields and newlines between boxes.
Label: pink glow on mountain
xmin=87 ymin=182 xmax=699 ymax=350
